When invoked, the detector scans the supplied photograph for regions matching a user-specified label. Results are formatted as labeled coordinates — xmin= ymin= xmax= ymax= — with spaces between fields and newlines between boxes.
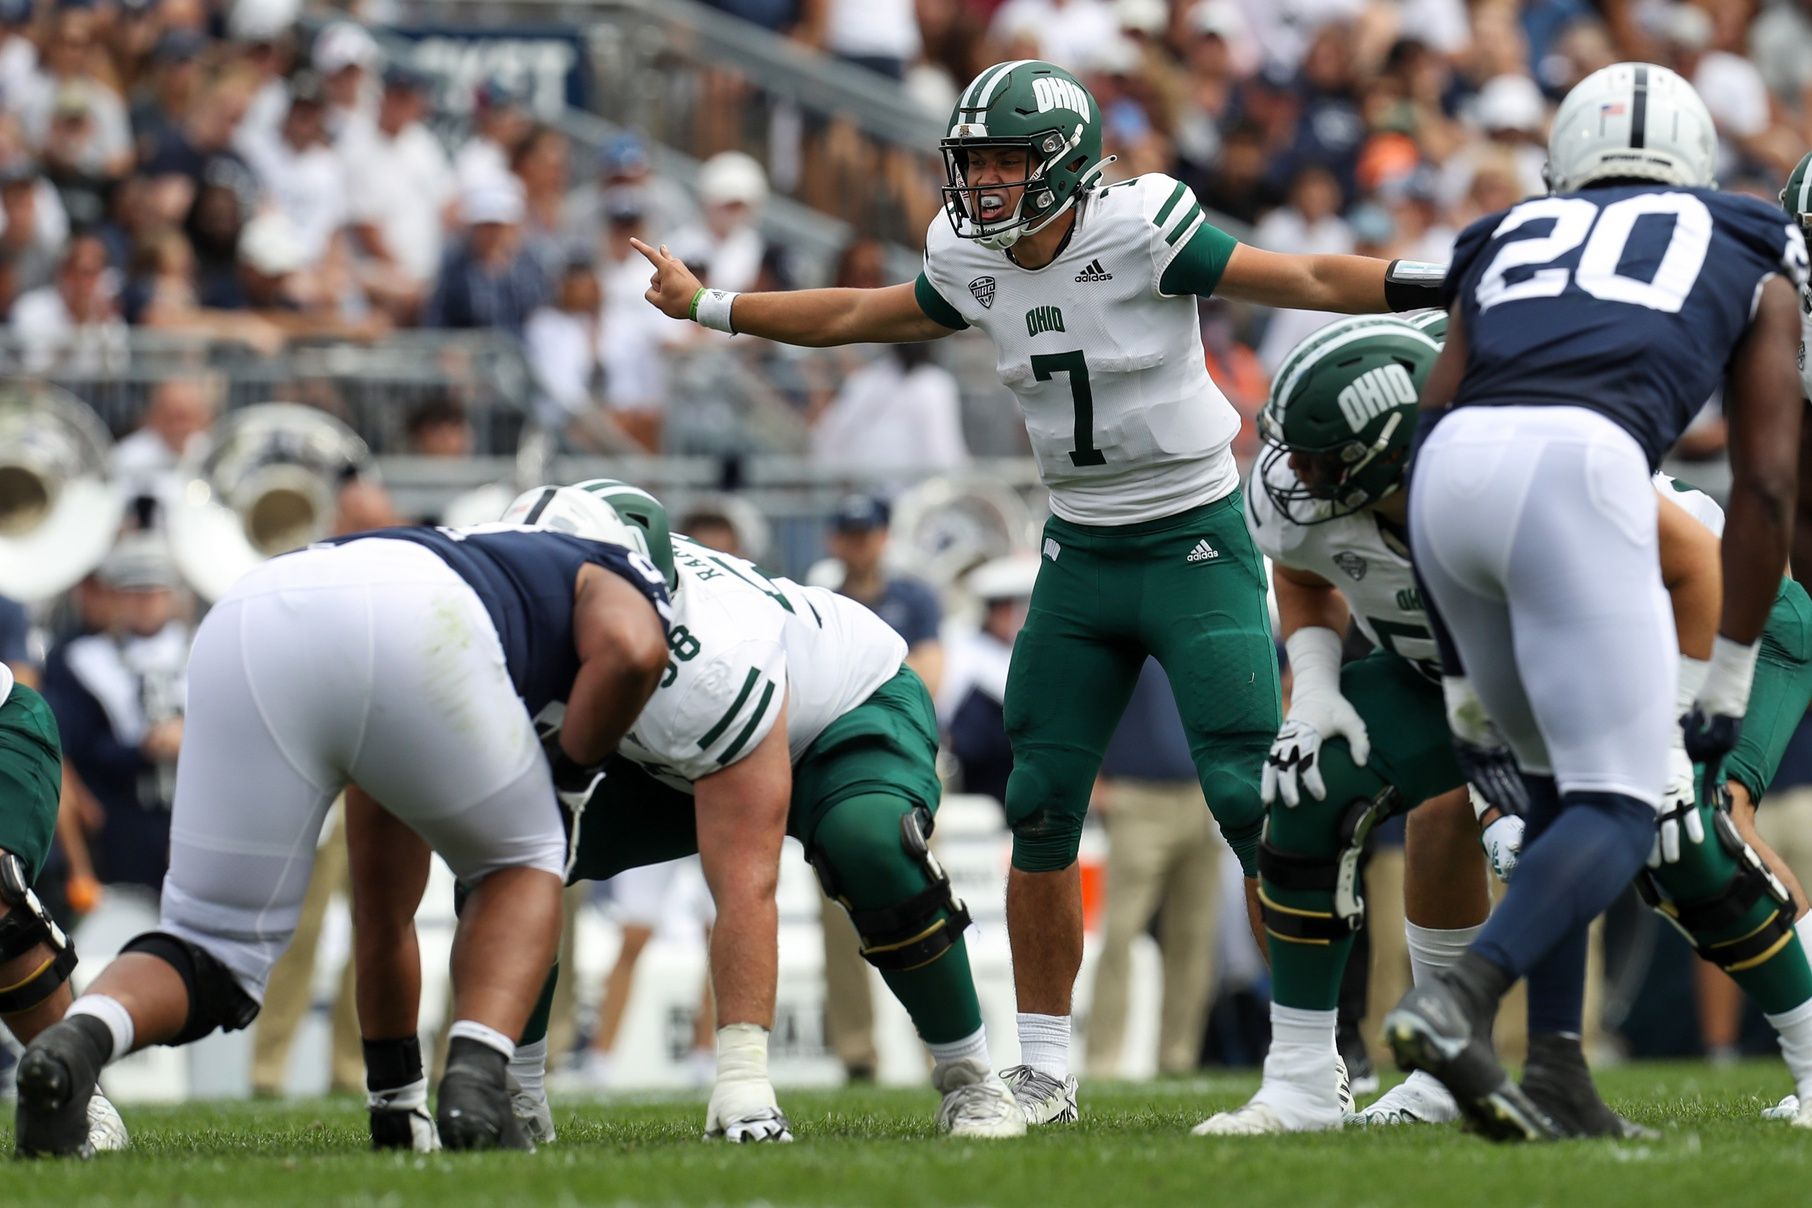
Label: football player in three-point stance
xmin=1237 ymin=312 xmax=1812 ymax=1136
xmin=351 ymin=480 xmax=1024 ymax=1145
xmin=1387 ymin=62 xmax=1808 ymax=1140
xmin=632 ymin=58 xmax=1444 ymax=1126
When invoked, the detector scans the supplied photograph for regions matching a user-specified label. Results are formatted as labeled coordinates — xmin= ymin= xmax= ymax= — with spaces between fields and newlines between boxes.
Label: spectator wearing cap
xmin=16 ymin=10 xmax=132 ymax=181
xmin=454 ymin=76 xmax=533 ymax=193
xmin=342 ymin=64 xmax=455 ymax=319
xmin=10 ymin=232 xmax=126 ymax=374
xmin=228 ymin=0 xmax=304 ymax=144
xmin=235 ymin=74 xmax=351 ymax=273
xmin=40 ymin=530 xmax=193 ymax=897
xmin=123 ymin=226 xmax=286 ymax=354
xmin=0 ymin=160 xmax=65 ymax=295
xmin=669 ymin=150 xmax=771 ymax=294
xmin=423 ymin=177 xmax=548 ymax=333
xmin=219 ymin=208 xmax=382 ymax=340
xmin=824 ymin=494 xmax=944 ymax=697
xmin=312 ymin=20 xmax=381 ymax=150
xmin=128 ymin=29 xmax=206 ymax=166
xmin=937 ymin=553 xmax=1038 ymax=806
xmin=524 ymin=257 xmax=657 ymax=452
xmin=810 ymin=341 xmax=968 ymax=486
xmin=1086 ymin=657 xmax=1225 ymax=1079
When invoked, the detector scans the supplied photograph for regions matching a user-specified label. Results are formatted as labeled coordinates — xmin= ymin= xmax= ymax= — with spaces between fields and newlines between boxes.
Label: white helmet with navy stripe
xmin=502 ymin=485 xmax=650 ymax=563
xmin=1545 ymin=62 xmax=1716 ymax=193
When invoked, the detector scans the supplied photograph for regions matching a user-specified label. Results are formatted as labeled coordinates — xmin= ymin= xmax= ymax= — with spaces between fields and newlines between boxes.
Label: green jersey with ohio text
xmin=915 ymin=172 xmax=1244 ymax=526
xmin=1246 ymin=454 xmax=1439 ymax=676
xmin=618 ymin=535 xmax=906 ymax=791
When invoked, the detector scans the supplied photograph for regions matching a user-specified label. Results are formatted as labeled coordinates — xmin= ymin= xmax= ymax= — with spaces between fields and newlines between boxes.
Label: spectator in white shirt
xmin=989 ymin=0 xmax=1118 ymax=74
xmin=1661 ymin=4 xmax=1773 ymax=176
xmin=810 ymin=343 xmax=968 ymax=484
xmin=453 ymin=77 xmax=533 ymax=192
xmin=227 ymin=0 xmax=303 ymax=144
xmin=10 ymin=232 xmax=127 ymax=373
xmin=524 ymin=258 xmax=656 ymax=451
xmin=236 ymin=75 xmax=349 ymax=271
xmin=16 ymin=10 xmax=132 ymax=177
xmin=669 ymin=151 xmax=769 ymax=294
xmin=344 ymin=65 xmax=455 ymax=318
xmin=814 ymin=0 xmax=920 ymax=79
xmin=0 ymin=160 xmax=65 ymax=295
xmin=111 ymin=377 xmax=218 ymax=503
xmin=313 ymin=21 xmax=381 ymax=150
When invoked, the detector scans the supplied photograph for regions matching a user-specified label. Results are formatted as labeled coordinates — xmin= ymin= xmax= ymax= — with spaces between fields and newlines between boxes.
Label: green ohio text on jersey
xmin=916 ymin=173 xmax=1245 ymax=526
xmin=618 ymin=536 xmax=906 ymax=790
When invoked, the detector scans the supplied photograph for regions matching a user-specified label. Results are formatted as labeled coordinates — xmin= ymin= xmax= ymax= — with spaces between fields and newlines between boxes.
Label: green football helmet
xmin=1402 ymin=308 xmax=1447 ymax=341
xmin=568 ymin=478 xmax=676 ymax=589
xmin=1258 ymin=316 xmax=1442 ymax=524
xmin=1783 ymin=150 xmax=1812 ymax=238
xmin=941 ymin=60 xmax=1108 ymax=251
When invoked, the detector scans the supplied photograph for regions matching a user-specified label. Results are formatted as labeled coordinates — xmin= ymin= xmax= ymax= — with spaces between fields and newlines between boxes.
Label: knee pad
xmin=1638 ymin=802 xmax=1795 ymax=975
xmin=812 ymin=806 xmax=972 ymax=973
xmin=1005 ymin=752 xmax=1090 ymax=873
xmin=1257 ymin=783 xmax=1398 ymax=947
xmin=0 ymin=852 xmax=76 ymax=1015
xmin=120 ymin=931 xmax=260 ymax=1044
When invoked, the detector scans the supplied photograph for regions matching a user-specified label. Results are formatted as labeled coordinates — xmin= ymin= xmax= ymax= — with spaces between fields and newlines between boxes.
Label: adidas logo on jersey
xmin=1186 ymin=539 xmax=1219 ymax=563
xmin=1074 ymin=258 xmax=1113 ymax=283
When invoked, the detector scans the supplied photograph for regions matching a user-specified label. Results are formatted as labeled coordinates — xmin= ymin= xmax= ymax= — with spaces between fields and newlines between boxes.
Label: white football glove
xmin=1265 ymin=628 xmax=1369 ymax=808
xmin=1470 ymin=786 xmax=1524 ymax=882
xmin=705 ymin=1023 xmax=793 ymax=1144
xmin=1649 ymin=744 xmax=1706 ymax=868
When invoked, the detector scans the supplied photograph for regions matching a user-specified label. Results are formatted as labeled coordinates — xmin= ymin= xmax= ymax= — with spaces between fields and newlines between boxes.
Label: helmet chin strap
xmin=976 ymin=154 xmax=1117 ymax=252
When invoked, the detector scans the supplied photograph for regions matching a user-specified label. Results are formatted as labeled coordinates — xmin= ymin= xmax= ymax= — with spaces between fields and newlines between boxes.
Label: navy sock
xmin=1472 ymin=791 xmax=1653 ymax=980
xmin=1524 ymin=920 xmax=1588 ymax=1036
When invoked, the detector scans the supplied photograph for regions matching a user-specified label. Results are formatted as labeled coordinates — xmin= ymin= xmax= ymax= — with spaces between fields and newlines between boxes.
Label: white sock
xmin=447 ymin=1019 xmax=517 ymax=1061
xmin=66 ymin=994 xmax=134 ymax=1064
xmin=1765 ymin=997 xmax=1812 ymax=1101
xmin=1405 ymin=921 xmax=1484 ymax=988
xmin=1016 ymin=1013 xmax=1071 ymax=1079
xmin=927 ymin=1025 xmax=989 ymax=1068
xmin=1269 ymin=1003 xmax=1338 ymax=1055
xmin=1796 ymin=912 xmax=1812 ymax=970
xmin=510 ymin=1038 xmax=548 ymax=1096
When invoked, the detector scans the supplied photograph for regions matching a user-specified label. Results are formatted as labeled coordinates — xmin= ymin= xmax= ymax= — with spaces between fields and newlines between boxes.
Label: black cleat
xmin=436 ymin=1069 xmax=532 ymax=1152
xmin=1382 ymin=978 xmax=1560 ymax=1143
xmin=15 ymin=1020 xmax=107 ymax=1158
xmin=1521 ymin=1034 xmax=1657 ymax=1139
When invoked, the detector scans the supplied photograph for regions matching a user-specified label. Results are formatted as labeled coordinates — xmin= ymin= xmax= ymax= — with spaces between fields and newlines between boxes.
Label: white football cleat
xmin=511 ymin=1086 xmax=556 ymax=1145
xmin=1345 ymin=1071 xmax=1460 ymax=1127
xmin=1762 ymin=1093 xmax=1801 ymax=1122
xmin=999 ymin=1064 xmax=1079 ymax=1125
xmin=86 ymin=1088 xmax=129 ymax=1152
xmin=1334 ymin=1054 xmax=1354 ymax=1114
xmin=1193 ymin=1102 xmax=1291 ymax=1136
xmin=933 ymin=1059 xmax=1026 ymax=1138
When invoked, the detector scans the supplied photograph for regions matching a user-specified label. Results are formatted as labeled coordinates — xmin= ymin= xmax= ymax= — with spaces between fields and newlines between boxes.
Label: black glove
xmin=1452 ymin=735 xmax=1530 ymax=820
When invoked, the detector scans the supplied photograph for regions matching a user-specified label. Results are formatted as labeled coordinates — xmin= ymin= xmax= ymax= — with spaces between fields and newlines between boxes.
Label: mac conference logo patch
xmin=1333 ymin=551 xmax=1367 ymax=581
xmin=969 ymin=276 xmax=996 ymax=308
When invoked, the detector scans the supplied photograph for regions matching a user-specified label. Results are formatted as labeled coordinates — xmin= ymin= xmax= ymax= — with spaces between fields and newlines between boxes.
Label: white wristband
xmin=1700 ymin=635 xmax=1759 ymax=718
xmin=1283 ymin=626 xmax=1344 ymax=702
xmin=1675 ymin=654 xmax=1709 ymax=719
xmin=693 ymin=287 xmax=738 ymax=334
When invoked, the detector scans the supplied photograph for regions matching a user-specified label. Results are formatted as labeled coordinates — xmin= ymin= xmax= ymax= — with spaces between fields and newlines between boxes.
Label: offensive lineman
xmin=352 ymin=481 xmax=1023 ymax=1144
xmin=1229 ymin=313 xmax=1812 ymax=1136
xmin=1386 ymin=63 xmax=1809 ymax=1140
xmin=632 ymin=59 xmax=1444 ymax=1124
xmin=16 ymin=516 xmax=673 ymax=1156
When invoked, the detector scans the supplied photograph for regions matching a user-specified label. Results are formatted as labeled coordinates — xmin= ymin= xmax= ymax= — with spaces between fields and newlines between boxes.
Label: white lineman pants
xmin=1408 ymin=405 xmax=1676 ymax=808
xmin=161 ymin=538 xmax=567 ymax=1002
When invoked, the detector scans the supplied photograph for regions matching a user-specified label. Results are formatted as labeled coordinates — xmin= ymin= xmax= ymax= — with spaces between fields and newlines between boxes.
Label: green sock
xmin=879 ymin=936 xmax=983 ymax=1045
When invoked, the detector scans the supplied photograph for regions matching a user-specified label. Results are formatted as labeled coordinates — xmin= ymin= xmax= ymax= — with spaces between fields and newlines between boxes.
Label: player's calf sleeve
xmin=809 ymin=794 xmax=981 ymax=1045
xmin=519 ymin=961 xmax=559 ymax=1048
xmin=1643 ymin=802 xmax=1811 ymax=1015
xmin=1473 ymin=792 xmax=1653 ymax=979
xmin=1525 ymin=923 xmax=1588 ymax=1036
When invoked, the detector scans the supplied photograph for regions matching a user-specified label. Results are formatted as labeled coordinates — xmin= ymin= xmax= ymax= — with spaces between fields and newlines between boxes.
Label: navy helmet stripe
xmin=1630 ymin=64 xmax=1648 ymax=150
xmin=523 ymin=487 xmax=558 ymax=526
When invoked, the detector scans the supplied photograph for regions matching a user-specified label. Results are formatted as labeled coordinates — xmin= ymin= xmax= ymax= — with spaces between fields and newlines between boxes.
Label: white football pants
xmin=1408 ymin=405 xmax=1676 ymax=808
xmin=161 ymin=538 xmax=567 ymax=1002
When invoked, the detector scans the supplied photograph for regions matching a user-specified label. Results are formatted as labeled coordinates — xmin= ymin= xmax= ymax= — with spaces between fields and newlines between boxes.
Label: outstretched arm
xmin=1216 ymin=244 xmax=1444 ymax=314
xmin=632 ymin=238 xmax=955 ymax=347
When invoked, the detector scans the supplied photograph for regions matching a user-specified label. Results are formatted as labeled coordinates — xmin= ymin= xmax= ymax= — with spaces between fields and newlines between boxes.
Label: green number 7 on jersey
xmin=1031 ymin=350 xmax=1105 ymax=467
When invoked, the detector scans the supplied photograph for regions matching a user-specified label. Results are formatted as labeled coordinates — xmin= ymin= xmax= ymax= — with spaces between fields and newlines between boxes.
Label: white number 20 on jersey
xmin=1474 ymin=193 xmax=1713 ymax=314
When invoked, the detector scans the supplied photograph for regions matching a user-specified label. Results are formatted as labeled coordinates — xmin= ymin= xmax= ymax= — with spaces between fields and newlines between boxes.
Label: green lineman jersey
xmin=618 ymin=535 xmax=906 ymax=789
xmin=915 ymin=172 xmax=1244 ymax=526
xmin=0 ymin=671 xmax=62 ymax=882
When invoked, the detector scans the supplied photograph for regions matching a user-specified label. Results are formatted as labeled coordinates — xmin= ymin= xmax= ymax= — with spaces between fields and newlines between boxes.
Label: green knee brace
xmin=1640 ymin=798 xmax=1796 ymax=975
xmin=811 ymin=804 xmax=972 ymax=973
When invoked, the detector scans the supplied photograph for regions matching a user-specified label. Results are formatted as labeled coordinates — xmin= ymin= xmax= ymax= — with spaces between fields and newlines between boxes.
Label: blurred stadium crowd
xmin=6 ymin=0 xmax=1812 ymax=1091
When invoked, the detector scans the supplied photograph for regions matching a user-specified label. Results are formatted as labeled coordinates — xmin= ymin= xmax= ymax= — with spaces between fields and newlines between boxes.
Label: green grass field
xmin=6 ymin=1062 xmax=1811 ymax=1207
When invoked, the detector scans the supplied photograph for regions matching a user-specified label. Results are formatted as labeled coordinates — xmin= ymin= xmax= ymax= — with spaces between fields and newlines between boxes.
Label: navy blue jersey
xmin=322 ymin=525 xmax=672 ymax=715
xmin=1441 ymin=186 xmax=1810 ymax=468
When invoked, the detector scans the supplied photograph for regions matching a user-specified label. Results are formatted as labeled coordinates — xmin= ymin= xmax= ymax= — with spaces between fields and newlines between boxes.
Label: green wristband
xmin=688 ymin=287 xmax=705 ymax=322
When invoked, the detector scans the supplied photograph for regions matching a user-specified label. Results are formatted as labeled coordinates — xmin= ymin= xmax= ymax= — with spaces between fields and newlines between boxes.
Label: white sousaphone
xmin=167 ymin=403 xmax=372 ymax=600
xmin=0 ymin=383 xmax=129 ymax=602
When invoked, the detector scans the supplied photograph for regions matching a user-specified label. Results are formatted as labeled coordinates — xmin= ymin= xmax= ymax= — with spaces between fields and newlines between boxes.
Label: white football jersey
xmin=618 ymin=536 xmax=906 ymax=791
xmin=1800 ymin=301 xmax=1812 ymax=402
xmin=920 ymin=172 xmax=1242 ymax=526
xmin=1246 ymin=456 xmax=1438 ymax=677
xmin=1249 ymin=458 xmax=1723 ymax=680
